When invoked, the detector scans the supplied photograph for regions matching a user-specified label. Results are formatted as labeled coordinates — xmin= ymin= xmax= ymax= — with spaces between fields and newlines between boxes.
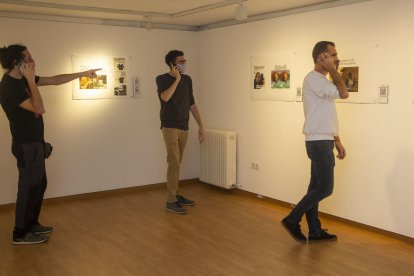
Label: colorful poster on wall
xmin=271 ymin=67 xmax=290 ymax=89
xmin=114 ymin=58 xmax=127 ymax=96
xmin=251 ymin=52 xmax=296 ymax=101
xmin=253 ymin=66 xmax=265 ymax=90
xmin=71 ymin=55 xmax=132 ymax=100
xmin=340 ymin=65 xmax=359 ymax=92
xmin=329 ymin=60 xmax=359 ymax=92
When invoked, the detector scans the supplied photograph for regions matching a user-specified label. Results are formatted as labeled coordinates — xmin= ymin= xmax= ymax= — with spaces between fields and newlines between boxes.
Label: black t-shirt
xmin=156 ymin=73 xmax=195 ymax=130
xmin=0 ymin=74 xmax=44 ymax=143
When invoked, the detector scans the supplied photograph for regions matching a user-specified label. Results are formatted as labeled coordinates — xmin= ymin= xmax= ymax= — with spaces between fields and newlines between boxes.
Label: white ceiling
xmin=0 ymin=0 xmax=370 ymax=31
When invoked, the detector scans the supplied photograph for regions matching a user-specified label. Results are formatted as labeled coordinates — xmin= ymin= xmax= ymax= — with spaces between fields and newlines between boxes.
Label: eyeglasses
xmin=175 ymin=60 xmax=186 ymax=64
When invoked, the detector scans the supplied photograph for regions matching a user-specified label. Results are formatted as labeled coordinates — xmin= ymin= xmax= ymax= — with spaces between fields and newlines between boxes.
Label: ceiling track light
xmin=235 ymin=1 xmax=247 ymax=21
xmin=144 ymin=16 xmax=153 ymax=30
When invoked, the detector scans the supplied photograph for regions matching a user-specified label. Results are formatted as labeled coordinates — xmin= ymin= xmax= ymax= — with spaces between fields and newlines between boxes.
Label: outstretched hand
xmin=83 ymin=68 xmax=101 ymax=78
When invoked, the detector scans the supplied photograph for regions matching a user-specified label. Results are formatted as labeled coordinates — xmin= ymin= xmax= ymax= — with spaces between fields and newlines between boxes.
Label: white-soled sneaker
xmin=13 ymin=232 xmax=48 ymax=245
xmin=166 ymin=201 xmax=187 ymax=214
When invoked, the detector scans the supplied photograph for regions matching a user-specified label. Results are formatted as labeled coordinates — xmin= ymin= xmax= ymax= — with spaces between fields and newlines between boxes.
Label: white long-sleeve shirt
xmin=302 ymin=70 xmax=340 ymax=141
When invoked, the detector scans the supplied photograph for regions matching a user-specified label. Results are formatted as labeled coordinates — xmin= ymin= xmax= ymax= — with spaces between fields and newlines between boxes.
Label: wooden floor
xmin=0 ymin=181 xmax=413 ymax=276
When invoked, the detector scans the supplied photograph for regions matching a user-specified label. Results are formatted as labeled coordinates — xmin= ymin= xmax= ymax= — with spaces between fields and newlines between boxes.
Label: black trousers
xmin=12 ymin=142 xmax=47 ymax=238
xmin=287 ymin=140 xmax=335 ymax=237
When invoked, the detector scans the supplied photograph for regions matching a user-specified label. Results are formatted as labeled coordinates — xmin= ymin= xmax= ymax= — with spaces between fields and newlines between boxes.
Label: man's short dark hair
xmin=312 ymin=41 xmax=335 ymax=64
xmin=165 ymin=50 xmax=184 ymax=66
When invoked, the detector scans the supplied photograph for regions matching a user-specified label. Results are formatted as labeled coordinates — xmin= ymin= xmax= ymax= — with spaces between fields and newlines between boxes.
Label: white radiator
xmin=200 ymin=129 xmax=237 ymax=189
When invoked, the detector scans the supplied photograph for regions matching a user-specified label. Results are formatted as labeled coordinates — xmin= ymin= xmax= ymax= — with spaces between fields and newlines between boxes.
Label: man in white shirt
xmin=281 ymin=41 xmax=349 ymax=243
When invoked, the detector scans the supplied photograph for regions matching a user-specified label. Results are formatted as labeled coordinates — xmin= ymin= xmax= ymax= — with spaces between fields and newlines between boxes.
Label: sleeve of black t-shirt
xmin=156 ymin=74 xmax=169 ymax=95
xmin=188 ymin=76 xmax=195 ymax=106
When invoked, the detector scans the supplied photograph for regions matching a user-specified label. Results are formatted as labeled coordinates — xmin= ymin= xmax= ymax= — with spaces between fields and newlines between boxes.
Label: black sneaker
xmin=166 ymin=201 xmax=187 ymax=214
xmin=176 ymin=195 xmax=195 ymax=206
xmin=308 ymin=229 xmax=337 ymax=242
xmin=281 ymin=217 xmax=307 ymax=243
xmin=13 ymin=232 xmax=48 ymax=245
xmin=30 ymin=224 xmax=54 ymax=235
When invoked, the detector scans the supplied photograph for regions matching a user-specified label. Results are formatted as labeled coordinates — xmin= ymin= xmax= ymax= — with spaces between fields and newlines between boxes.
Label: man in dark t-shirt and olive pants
xmin=156 ymin=50 xmax=204 ymax=214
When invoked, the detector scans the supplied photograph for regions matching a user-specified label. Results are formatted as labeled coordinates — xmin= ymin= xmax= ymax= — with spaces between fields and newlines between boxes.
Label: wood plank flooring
xmin=0 ymin=181 xmax=413 ymax=276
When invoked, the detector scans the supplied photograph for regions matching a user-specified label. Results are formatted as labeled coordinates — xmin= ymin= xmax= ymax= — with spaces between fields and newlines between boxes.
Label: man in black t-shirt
xmin=0 ymin=44 xmax=99 ymax=245
xmin=156 ymin=50 xmax=204 ymax=214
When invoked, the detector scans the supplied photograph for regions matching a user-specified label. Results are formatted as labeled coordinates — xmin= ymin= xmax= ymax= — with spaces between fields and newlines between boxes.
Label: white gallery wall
xmin=0 ymin=18 xmax=201 ymax=203
xmin=197 ymin=0 xmax=414 ymax=238
xmin=0 ymin=0 xmax=413 ymax=238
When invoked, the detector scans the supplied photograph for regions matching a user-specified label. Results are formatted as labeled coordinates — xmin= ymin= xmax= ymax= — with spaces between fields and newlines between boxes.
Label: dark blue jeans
xmin=287 ymin=140 xmax=335 ymax=236
xmin=12 ymin=142 xmax=47 ymax=239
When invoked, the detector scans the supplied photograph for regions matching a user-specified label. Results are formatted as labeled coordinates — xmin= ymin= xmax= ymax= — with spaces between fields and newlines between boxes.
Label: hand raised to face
xmin=170 ymin=63 xmax=181 ymax=79
xmin=320 ymin=52 xmax=338 ymax=72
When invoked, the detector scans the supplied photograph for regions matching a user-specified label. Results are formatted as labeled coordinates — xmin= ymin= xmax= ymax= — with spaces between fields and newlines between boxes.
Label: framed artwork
xmin=71 ymin=55 xmax=133 ymax=100
xmin=334 ymin=44 xmax=388 ymax=104
xmin=251 ymin=52 xmax=297 ymax=102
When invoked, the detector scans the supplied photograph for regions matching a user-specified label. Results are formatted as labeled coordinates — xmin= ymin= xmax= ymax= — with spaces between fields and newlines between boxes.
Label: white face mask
xmin=176 ymin=63 xmax=186 ymax=74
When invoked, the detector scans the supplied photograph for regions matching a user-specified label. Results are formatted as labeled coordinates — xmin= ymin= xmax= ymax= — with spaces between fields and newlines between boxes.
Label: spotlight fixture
xmin=144 ymin=16 xmax=153 ymax=30
xmin=235 ymin=2 xmax=247 ymax=21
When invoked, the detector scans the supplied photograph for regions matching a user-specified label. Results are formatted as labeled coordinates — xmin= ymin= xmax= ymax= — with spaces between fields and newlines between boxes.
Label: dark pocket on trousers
xmin=43 ymin=142 xmax=53 ymax=159
xmin=12 ymin=142 xmax=26 ymax=168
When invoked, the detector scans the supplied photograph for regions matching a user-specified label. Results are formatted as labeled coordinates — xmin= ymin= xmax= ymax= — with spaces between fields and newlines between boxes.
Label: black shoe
xmin=30 ymin=224 xmax=54 ymax=235
xmin=308 ymin=229 xmax=337 ymax=242
xmin=281 ymin=217 xmax=307 ymax=243
xmin=176 ymin=195 xmax=195 ymax=206
xmin=166 ymin=201 xmax=187 ymax=214
xmin=13 ymin=232 xmax=48 ymax=245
